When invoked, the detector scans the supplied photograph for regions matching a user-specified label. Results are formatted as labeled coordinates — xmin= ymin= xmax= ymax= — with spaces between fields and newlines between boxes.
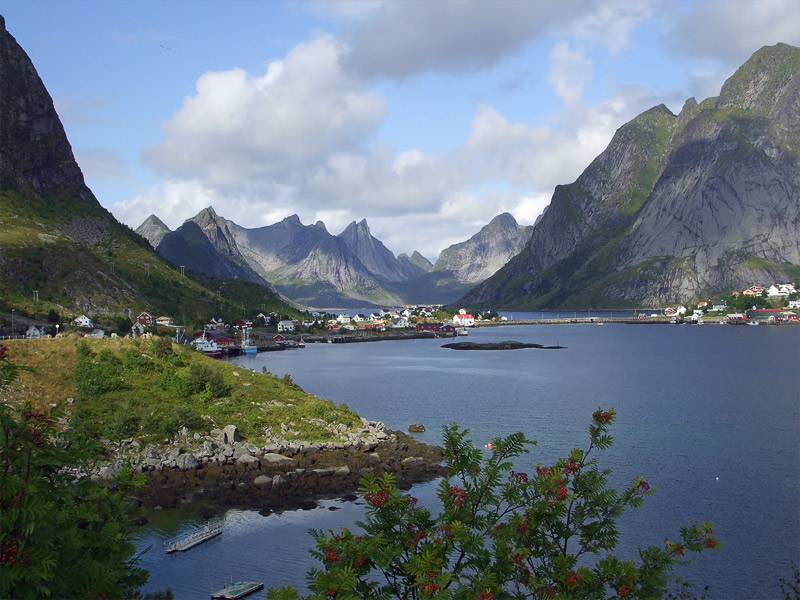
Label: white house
xmin=277 ymin=320 xmax=296 ymax=332
xmin=788 ymin=299 xmax=800 ymax=309
xmin=452 ymin=309 xmax=475 ymax=327
xmin=73 ymin=315 xmax=93 ymax=328
xmin=336 ymin=314 xmax=352 ymax=324
xmin=392 ymin=317 xmax=410 ymax=329
xmin=25 ymin=325 xmax=45 ymax=339
xmin=156 ymin=316 xmax=174 ymax=326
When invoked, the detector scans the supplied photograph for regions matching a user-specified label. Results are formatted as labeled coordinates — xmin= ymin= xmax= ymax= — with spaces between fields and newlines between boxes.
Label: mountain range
xmin=462 ymin=43 xmax=800 ymax=309
xmin=0 ymin=15 xmax=295 ymax=326
xmin=2 ymin=10 xmax=797 ymax=318
xmin=137 ymin=209 xmax=532 ymax=308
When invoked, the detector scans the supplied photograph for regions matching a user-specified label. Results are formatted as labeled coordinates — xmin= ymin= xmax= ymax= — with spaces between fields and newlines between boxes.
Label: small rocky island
xmin=441 ymin=340 xmax=566 ymax=350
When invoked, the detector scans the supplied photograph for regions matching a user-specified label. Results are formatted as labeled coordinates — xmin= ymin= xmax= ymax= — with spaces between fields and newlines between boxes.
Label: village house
xmin=452 ymin=309 xmax=475 ymax=327
xmin=25 ymin=325 xmax=46 ymax=339
xmin=234 ymin=319 xmax=253 ymax=329
xmin=137 ymin=312 xmax=154 ymax=326
xmin=156 ymin=316 xmax=174 ymax=326
xmin=72 ymin=315 xmax=93 ymax=328
xmin=277 ymin=320 xmax=296 ymax=333
xmin=392 ymin=317 xmax=410 ymax=329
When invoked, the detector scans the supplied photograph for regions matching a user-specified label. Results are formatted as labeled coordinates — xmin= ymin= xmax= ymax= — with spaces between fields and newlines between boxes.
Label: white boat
xmin=457 ymin=327 xmax=468 ymax=336
xmin=193 ymin=337 xmax=222 ymax=358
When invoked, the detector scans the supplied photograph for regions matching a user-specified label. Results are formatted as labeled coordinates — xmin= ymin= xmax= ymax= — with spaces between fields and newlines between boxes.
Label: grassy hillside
xmin=0 ymin=187 xmax=305 ymax=328
xmin=1 ymin=337 xmax=361 ymax=446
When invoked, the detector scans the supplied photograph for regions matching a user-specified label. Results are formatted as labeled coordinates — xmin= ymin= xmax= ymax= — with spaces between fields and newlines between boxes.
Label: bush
xmin=269 ymin=409 xmax=720 ymax=599
xmin=1 ymin=345 xmax=147 ymax=598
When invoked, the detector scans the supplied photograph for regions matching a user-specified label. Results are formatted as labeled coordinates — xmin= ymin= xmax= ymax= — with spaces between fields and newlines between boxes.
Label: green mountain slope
xmin=0 ymin=17 xmax=297 ymax=326
xmin=461 ymin=44 xmax=800 ymax=309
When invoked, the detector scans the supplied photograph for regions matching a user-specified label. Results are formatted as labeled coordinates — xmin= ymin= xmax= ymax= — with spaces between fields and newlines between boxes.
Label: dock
xmin=211 ymin=581 xmax=264 ymax=599
xmin=164 ymin=519 xmax=223 ymax=553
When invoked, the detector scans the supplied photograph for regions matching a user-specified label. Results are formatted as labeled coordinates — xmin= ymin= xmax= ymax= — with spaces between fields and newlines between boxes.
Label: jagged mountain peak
xmin=461 ymin=43 xmax=800 ymax=309
xmin=0 ymin=15 xmax=87 ymax=195
xmin=135 ymin=214 xmax=171 ymax=248
xmin=434 ymin=213 xmax=532 ymax=285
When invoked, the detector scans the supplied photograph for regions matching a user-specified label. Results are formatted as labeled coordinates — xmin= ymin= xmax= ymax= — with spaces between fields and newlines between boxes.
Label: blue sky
xmin=2 ymin=0 xmax=798 ymax=261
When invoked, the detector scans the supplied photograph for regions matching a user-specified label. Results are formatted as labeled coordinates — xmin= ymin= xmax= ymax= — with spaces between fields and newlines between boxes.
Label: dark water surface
xmin=138 ymin=322 xmax=800 ymax=599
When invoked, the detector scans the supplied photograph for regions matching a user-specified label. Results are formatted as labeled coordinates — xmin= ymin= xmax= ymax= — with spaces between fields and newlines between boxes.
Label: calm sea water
xmin=137 ymin=321 xmax=800 ymax=599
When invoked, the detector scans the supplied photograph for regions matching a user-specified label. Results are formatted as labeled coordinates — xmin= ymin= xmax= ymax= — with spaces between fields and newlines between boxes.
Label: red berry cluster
xmin=354 ymin=555 xmax=367 ymax=567
xmin=324 ymin=546 xmax=340 ymax=563
xmin=593 ymin=410 xmax=612 ymax=422
xmin=515 ymin=520 xmax=529 ymax=534
xmin=476 ymin=591 xmax=495 ymax=600
xmin=449 ymin=486 xmax=467 ymax=507
xmin=556 ymin=486 xmax=568 ymax=501
xmin=510 ymin=470 xmax=528 ymax=483
xmin=617 ymin=575 xmax=634 ymax=597
xmin=433 ymin=524 xmax=454 ymax=544
xmin=563 ymin=457 xmax=580 ymax=475
xmin=0 ymin=344 xmax=7 ymax=360
xmin=326 ymin=587 xmax=337 ymax=598
xmin=565 ymin=570 xmax=583 ymax=588
xmin=420 ymin=572 xmax=439 ymax=594
xmin=0 ymin=536 xmax=30 ymax=567
xmin=364 ymin=488 xmax=390 ymax=508
xmin=406 ymin=495 xmax=419 ymax=506
xmin=639 ymin=480 xmax=650 ymax=491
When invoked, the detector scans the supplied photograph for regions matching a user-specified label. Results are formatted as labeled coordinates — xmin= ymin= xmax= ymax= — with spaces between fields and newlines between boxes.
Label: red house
xmin=137 ymin=312 xmax=154 ymax=326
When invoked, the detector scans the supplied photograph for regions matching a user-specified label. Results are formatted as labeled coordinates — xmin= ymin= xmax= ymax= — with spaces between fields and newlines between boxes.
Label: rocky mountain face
xmin=462 ymin=43 xmax=800 ymax=309
xmin=0 ymin=16 xmax=85 ymax=194
xmin=434 ymin=213 xmax=532 ymax=284
xmin=0 ymin=16 xmax=290 ymax=320
xmin=142 ymin=206 xmax=523 ymax=308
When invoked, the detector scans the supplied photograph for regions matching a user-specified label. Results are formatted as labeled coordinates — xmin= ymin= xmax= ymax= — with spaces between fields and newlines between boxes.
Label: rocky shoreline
xmin=97 ymin=419 xmax=445 ymax=514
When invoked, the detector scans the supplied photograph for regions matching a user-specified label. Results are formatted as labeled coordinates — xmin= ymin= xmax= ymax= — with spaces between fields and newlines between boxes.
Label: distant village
xmin=4 ymin=281 xmax=797 ymax=345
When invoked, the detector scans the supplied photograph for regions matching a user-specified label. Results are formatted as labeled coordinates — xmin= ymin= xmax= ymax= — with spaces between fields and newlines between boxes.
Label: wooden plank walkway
xmin=164 ymin=519 xmax=223 ymax=553
xmin=211 ymin=581 xmax=264 ymax=599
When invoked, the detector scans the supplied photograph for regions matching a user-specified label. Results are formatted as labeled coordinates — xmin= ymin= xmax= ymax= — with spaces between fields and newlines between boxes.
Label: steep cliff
xmin=462 ymin=44 xmax=800 ymax=309
xmin=434 ymin=213 xmax=533 ymax=284
xmin=0 ymin=16 xmax=290 ymax=321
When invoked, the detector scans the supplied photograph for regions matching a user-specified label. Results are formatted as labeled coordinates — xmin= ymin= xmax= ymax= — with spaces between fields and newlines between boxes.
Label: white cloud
xmin=664 ymin=0 xmax=800 ymax=65
xmin=548 ymin=41 xmax=593 ymax=106
xmin=342 ymin=0 xmax=585 ymax=79
xmin=143 ymin=35 xmax=384 ymax=187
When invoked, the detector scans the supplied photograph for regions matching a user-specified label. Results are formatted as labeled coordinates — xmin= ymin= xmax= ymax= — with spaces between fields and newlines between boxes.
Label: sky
xmin=2 ymin=0 xmax=798 ymax=262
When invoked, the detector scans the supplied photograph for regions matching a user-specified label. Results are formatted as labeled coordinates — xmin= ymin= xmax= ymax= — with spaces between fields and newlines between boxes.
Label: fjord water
xmin=138 ymin=321 xmax=799 ymax=599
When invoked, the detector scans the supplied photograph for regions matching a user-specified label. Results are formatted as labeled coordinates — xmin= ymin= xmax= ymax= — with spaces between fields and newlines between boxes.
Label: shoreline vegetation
xmin=0 ymin=337 xmax=446 ymax=516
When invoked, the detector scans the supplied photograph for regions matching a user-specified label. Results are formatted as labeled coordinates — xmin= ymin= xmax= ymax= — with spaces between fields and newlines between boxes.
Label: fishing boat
xmin=193 ymin=337 xmax=223 ymax=358
xmin=298 ymin=337 xmax=306 ymax=348
xmin=457 ymin=327 xmax=469 ymax=336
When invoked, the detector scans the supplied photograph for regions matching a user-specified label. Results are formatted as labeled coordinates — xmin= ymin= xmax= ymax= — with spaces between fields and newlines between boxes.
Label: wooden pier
xmin=211 ymin=581 xmax=264 ymax=599
xmin=164 ymin=519 xmax=223 ymax=553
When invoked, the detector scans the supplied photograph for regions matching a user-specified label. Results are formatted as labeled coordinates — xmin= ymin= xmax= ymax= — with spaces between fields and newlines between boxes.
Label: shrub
xmin=0 ymin=345 xmax=147 ymax=598
xmin=269 ymin=409 xmax=720 ymax=599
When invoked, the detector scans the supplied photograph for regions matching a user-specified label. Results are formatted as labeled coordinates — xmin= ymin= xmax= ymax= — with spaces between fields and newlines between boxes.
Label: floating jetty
xmin=211 ymin=581 xmax=264 ymax=599
xmin=164 ymin=519 xmax=223 ymax=553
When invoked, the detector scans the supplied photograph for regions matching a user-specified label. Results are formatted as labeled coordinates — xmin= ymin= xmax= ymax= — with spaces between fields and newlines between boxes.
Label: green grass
xmin=3 ymin=337 xmax=362 ymax=448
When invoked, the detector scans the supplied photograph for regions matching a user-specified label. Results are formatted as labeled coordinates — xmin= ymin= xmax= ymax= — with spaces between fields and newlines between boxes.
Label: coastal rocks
xmin=128 ymin=430 xmax=445 ymax=513
xmin=408 ymin=423 xmax=426 ymax=432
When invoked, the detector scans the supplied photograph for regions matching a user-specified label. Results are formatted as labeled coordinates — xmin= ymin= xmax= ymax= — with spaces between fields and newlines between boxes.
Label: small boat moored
xmin=211 ymin=581 xmax=264 ymax=599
